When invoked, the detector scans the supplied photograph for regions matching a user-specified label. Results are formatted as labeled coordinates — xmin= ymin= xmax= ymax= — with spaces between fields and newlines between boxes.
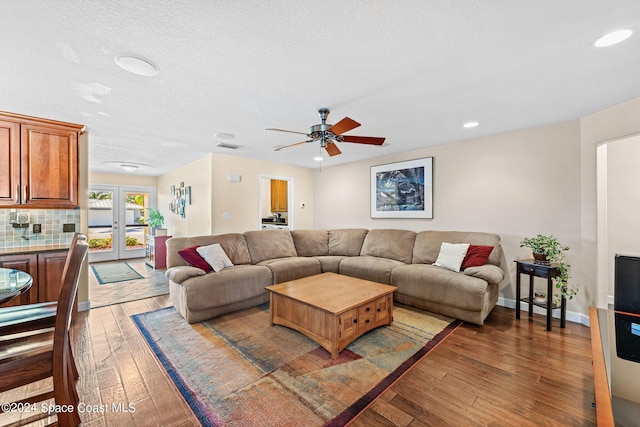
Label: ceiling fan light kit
xmin=267 ymin=108 xmax=385 ymax=157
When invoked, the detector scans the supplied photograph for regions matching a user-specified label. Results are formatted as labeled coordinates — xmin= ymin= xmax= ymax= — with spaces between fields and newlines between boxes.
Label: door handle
xmin=15 ymin=185 xmax=19 ymax=203
xmin=23 ymin=185 xmax=28 ymax=202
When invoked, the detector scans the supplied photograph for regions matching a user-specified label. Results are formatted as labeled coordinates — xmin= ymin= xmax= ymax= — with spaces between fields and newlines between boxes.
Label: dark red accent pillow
xmin=178 ymin=245 xmax=212 ymax=272
xmin=461 ymin=245 xmax=494 ymax=270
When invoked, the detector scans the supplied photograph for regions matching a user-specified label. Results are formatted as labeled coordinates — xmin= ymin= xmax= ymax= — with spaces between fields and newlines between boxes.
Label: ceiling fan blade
xmin=329 ymin=117 xmax=361 ymax=135
xmin=266 ymin=128 xmax=309 ymax=136
xmin=274 ymin=140 xmax=313 ymax=151
xmin=325 ymin=142 xmax=342 ymax=157
xmin=341 ymin=135 xmax=385 ymax=145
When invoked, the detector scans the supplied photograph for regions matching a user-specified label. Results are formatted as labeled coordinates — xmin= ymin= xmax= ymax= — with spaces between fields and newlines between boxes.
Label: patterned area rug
xmin=132 ymin=303 xmax=461 ymax=426
xmin=90 ymin=262 xmax=144 ymax=285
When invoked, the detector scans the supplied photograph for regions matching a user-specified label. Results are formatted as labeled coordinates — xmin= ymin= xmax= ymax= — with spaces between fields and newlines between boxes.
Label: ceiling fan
xmin=266 ymin=108 xmax=385 ymax=157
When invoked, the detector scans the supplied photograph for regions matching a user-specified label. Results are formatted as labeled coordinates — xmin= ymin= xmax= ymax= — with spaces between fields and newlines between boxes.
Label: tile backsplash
xmin=0 ymin=208 xmax=80 ymax=249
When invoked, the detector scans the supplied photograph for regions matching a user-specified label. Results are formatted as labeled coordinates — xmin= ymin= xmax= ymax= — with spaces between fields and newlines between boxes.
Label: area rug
xmin=132 ymin=303 xmax=461 ymax=426
xmin=90 ymin=262 xmax=144 ymax=284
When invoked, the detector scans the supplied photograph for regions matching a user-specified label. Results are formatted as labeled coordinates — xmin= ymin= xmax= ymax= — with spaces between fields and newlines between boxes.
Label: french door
xmin=88 ymin=185 xmax=156 ymax=263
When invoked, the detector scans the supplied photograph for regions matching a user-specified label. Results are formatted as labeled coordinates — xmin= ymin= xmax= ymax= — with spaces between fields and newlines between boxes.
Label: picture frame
xmin=370 ymin=157 xmax=433 ymax=219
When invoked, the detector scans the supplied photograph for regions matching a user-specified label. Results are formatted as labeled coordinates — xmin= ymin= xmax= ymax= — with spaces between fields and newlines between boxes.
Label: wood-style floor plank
xmin=0 ymin=293 xmax=595 ymax=426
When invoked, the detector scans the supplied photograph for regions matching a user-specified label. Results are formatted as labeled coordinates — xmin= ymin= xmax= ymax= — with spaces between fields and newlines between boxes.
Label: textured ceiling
xmin=2 ymin=0 xmax=639 ymax=175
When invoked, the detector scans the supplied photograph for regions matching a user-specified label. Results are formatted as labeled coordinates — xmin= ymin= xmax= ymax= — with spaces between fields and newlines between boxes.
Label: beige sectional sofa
xmin=165 ymin=228 xmax=510 ymax=325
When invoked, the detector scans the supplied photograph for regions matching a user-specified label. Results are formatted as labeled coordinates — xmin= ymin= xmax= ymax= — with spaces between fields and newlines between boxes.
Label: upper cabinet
xmin=270 ymin=179 xmax=288 ymax=212
xmin=0 ymin=111 xmax=84 ymax=208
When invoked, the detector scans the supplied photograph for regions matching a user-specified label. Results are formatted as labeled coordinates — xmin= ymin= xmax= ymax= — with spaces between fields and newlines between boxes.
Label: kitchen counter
xmin=0 ymin=243 xmax=71 ymax=256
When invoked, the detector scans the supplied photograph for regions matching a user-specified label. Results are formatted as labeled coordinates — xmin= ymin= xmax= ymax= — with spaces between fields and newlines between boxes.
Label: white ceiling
xmin=2 ymin=1 xmax=639 ymax=175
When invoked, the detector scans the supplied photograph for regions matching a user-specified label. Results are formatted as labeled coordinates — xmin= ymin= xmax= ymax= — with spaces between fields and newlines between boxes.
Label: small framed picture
xmin=185 ymin=186 xmax=191 ymax=204
xmin=170 ymin=185 xmax=175 ymax=196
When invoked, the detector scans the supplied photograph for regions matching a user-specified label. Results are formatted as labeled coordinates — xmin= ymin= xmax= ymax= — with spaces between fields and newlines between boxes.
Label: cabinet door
xmin=270 ymin=179 xmax=288 ymax=212
xmin=0 ymin=120 xmax=21 ymax=205
xmin=20 ymin=123 xmax=79 ymax=207
xmin=0 ymin=254 xmax=38 ymax=307
xmin=38 ymin=250 xmax=69 ymax=302
xmin=339 ymin=309 xmax=358 ymax=341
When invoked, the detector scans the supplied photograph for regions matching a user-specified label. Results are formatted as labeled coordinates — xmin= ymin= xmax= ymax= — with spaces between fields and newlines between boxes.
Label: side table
xmin=145 ymin=234 xmax=172 ymax=269
xmin=515 ymin=260 xmax=566 ymax=331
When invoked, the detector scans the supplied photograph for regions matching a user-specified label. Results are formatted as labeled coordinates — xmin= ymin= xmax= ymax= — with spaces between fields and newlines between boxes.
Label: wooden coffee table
xmin=266 ymin=272 xmax=397 ymax=359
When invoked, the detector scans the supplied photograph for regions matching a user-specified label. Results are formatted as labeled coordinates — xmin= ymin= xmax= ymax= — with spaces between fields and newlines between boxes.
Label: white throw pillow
xmin=433 ymin=242 xmax=470 ymax=273
xmin=196 ymin=243 xmax=234 ymax=272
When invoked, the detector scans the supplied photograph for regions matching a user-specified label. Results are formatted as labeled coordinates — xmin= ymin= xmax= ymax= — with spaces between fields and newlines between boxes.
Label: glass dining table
xmin=0 ymin=268 xmax=33 ymax=305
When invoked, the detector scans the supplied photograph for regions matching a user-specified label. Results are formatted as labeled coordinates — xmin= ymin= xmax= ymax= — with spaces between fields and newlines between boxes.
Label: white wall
xmin=582 ymin=96 xmax=640 ymax=308
xmin=157 ymin=155 xmax=214 ymax=237
xmin=315 ymin=121 xmax=585 ymax=314
xmin=155 ymin=153 xmax=315 ymax=237
xmin=606 ymin=135 xmax=640 ymax=300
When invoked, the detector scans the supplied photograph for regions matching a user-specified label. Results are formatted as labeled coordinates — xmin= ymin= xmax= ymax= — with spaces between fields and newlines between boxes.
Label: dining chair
xmin=0 ymin=237 xmax=88 ymax=426
xmin=0 ymin=233 xmax=84 ymax=379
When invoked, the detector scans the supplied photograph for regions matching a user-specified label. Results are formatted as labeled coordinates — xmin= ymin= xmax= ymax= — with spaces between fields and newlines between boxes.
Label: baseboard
xmin=497 ymin=297 xmax=590 ymax=327
xmin=78 ymin=300 xmax=91 ymax=312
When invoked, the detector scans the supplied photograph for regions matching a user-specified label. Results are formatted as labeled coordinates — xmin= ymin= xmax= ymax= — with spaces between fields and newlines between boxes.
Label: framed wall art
xmin=370 ymin=157 xmax=433 ymax=219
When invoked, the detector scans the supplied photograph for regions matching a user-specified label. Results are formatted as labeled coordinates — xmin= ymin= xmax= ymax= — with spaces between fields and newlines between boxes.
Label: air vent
xmin=216 ymin=142 xmax=240 ymax=149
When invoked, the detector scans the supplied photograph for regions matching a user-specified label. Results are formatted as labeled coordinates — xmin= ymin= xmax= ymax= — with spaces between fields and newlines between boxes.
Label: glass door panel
xmin=88 ymin=188 xmax=117 ymax=263
xmin=88 ymin=186 xmax=155 ymax=262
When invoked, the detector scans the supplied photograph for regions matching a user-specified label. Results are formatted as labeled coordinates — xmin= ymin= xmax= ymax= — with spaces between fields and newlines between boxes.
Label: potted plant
xmin=520 ymin=234 xmax=578 ymax=301
xmin=147 ymin=208 xmax=167 ymax=236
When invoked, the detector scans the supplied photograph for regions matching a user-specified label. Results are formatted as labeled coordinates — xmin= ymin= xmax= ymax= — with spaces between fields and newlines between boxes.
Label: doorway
xmin=88 ymin=185 xmax=156 ymax=263
xmin=259 ymin=175 xmax=293 ymax=229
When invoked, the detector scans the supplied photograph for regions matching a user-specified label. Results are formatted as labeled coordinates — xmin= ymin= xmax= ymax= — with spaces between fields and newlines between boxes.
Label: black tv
xmin=615 ymin=255 xmax=640 ymax=314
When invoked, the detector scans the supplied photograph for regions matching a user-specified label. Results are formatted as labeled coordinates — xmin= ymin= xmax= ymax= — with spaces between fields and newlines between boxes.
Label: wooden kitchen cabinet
xmin=0 ymin=253 xmax=38 ymax=307
xmin=270 ymin=179 xmax=288 ymax=212
xmin=0 ymin=111 xmax=84 ymax=208
xmin=37 ymin=250 xmax=69 ymax=302
xmin=0 ymin=249 xmax=70 ymax=308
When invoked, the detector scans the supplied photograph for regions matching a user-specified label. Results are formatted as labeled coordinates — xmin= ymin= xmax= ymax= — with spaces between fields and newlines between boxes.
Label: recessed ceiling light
xmin=594 ymin=29 xmax=633 ymax=47
xmin=115 ymin=54 xmax=159 ymax=76
xmin=463 ymin=121 xmax=480 ymax=128
xmin=314 ymin=156 xmax=323 ymax=161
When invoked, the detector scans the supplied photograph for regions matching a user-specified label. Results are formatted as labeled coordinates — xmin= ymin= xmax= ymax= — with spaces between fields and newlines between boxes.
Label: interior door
xmin=88 ymin=186 xmax=155 ymax=262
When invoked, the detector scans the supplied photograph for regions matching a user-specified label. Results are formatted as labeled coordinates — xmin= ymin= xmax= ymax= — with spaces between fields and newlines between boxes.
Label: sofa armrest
xmin=165 ymin=266 xmax=207 ymax=284
xmin=463 ymin=264 xmax=504 ymax=286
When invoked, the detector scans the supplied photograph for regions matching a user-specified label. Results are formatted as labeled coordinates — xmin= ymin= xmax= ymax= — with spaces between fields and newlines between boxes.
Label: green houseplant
xmin=520 ymin=234 xmax=578 ymax=301
xmin=147 ymin=208 xmax=166 ymax=236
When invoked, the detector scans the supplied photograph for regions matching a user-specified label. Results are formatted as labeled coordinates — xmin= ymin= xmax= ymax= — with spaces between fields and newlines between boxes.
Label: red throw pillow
xmin=461 ymin=245 xmax=494 ymax=270
xmin=178 ymin=245 xmax=212 ymax=272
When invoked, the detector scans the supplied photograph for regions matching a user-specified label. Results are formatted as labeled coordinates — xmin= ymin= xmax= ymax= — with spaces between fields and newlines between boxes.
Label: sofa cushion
xmin=328 ymin=229 xmax=369 ymax=256
xmin=391 ymin=264 xmax=490 ymax=312
xmin=197 ymin=243 xmax=234 ymax=272
xmin=433 ymin=242 xmax=470 ymax=272
xmin=412 ymin=231 xmax=502 ymax=266
xmin=165 ymin=266 xmax=206 ymax=284
xmin=257 ymin=257 xmax=321 ymax=284
xmin=291 ymin=229 xmax=329 ymax=256
xmin=180 ymin=265 xmax=272 ymax=312
xmin=464 ymin=264 xmax=504 ymax=286
xmin=461 ymin=245 xmax=494 ymax=270
xmin=339 ymin=256 xmax=405 ymax=284
xmin=167 ymin=233 xmax=252 ymax=267
xmin=360 ymin=229 xmax=416 ymax=264
xmin=244 ymin=229 xmax=298 ymax=264
xmin=314 ymin=255 xmax=347 ymax=273
xmin=177 ymin=245 xmax=212 ymax=272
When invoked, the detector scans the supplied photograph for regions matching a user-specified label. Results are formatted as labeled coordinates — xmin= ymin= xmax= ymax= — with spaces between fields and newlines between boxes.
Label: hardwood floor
xmin=88 ymin=258 xmax=169 ymax=308
xmin=0 ymin=298 xmax=596 ymax=426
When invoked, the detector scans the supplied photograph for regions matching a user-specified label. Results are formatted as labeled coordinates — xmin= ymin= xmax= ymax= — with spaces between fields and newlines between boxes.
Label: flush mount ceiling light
xmin=463 ymin=121 xmax=480 ymax=128
xmin=103 ymin=161 xmax=155 ymax=172
xmin=594 ymin=29 xmax=633 ymax=47
xmin=115 ymin=54 xmax=159 ymax=76
xmin=215 ymin=132 xmax=235 ymax=140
